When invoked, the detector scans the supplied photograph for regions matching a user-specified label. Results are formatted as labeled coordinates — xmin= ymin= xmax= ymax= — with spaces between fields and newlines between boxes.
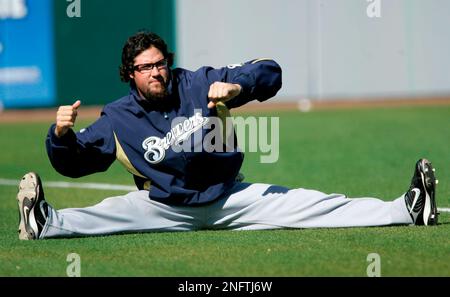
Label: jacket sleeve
xmin=45 ymin=115 xmax=116 ymax=178
xmin=199 ymin=58 xmax=282 ymax=108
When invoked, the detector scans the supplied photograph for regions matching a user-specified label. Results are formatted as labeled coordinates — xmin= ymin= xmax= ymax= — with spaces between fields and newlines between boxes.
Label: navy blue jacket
xmin=46 ymin=59 xmax=282 ymax=205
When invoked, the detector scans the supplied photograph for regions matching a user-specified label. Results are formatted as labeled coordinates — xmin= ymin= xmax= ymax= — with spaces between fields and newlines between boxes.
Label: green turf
xmin=0 ymin=106 xmax=449 ymax=276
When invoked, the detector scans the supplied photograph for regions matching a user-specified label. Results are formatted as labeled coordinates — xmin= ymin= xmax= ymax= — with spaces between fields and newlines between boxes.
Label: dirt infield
xmin=0 ymin=106 xmax=102 ymax=123
xmin=1 ymin=96 xmax=450 ymax=123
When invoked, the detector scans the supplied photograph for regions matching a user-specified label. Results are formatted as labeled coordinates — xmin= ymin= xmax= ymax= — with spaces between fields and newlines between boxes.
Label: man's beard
xmin=141 ymin=82 xmax=169 ymax=101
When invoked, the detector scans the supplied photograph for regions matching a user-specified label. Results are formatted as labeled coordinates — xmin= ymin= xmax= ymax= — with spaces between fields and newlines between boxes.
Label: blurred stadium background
xmin=1 ymin=0 xmax=450 ymax=110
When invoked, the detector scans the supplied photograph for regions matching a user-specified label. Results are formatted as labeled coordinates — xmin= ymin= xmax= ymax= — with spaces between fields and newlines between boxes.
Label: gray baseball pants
xmin=39 ymin=182 xmax=413 ymax=239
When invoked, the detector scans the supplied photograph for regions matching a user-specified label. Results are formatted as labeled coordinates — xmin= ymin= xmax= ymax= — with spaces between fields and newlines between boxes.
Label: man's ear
xmin=129 ymin=73 xmax=134 ymax=80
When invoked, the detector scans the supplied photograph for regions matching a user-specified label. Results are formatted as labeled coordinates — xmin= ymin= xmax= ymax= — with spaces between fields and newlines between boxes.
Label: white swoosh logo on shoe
xmin=409 ymin=188 xmax=421 ymax=214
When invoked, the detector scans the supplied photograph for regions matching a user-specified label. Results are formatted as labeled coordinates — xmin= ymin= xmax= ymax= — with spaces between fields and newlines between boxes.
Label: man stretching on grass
xmin=16 ymin=31 xmax=439 ymax=240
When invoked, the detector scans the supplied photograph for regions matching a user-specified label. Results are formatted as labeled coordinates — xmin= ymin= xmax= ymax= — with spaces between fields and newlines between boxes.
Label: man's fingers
xmin=72 ymin=100 xmax=81 ymax=110
xmin=207 ymin=101 xmax=216 ymax=109
xmin=207 ymin=82 xmax=241 ymax=108
xmin=221 ymin=88 xmax=230 ymax=99
xmin=208 ymin=82 xmax=240 ymax=99
xmin=57 ymin=115 xmax=76 ymax=122
xmin=58 ymin=105 xmax=78 ymax=113
xmin=57 ymin=111 xmax=77 ymax=122
xmin=208 ymin=83 xmax=218 ymax=100
xmin=208 ymin=86 xmax=213 ymax=99
xmin=58 ymin=121 xmax=74 ymax=128
xmin=57 ymin=109 xmax=77 ymax=116
xmin=54 ymin=101 xmax=79 ymax=138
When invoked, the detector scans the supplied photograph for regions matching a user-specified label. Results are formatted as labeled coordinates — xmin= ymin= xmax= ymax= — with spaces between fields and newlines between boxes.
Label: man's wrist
xmin=233 ymin=84 xmax=243 ymax=95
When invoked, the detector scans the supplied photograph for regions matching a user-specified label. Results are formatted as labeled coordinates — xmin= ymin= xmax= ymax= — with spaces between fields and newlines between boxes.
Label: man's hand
xmin=207 ymin=82 xmax=242 ymax=109
xmin=54 ymin=100 xmax=81 ymax=138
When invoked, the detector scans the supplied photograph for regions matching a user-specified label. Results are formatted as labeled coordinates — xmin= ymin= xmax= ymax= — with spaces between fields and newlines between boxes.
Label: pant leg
xmin=40 ymin=190 xmax=205 ymax=239
xmin=206 ymin=183 xmax=413 ymax=230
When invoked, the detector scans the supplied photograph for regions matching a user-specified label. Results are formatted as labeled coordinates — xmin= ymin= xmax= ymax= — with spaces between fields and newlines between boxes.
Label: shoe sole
xmin=17 ymin=172 xmax=42 ymax=240
xmin=418 ymin=159 xmax=438 ymax=226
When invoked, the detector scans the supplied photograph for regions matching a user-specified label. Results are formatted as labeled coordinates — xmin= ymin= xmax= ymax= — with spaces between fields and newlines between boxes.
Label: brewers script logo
xmin=142 ymin=112 xmax=209 ymax=164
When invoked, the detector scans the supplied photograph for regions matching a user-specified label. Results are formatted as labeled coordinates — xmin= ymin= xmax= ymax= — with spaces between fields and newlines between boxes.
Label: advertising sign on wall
xmin=0 ymin=0 xmax=55 ymax=109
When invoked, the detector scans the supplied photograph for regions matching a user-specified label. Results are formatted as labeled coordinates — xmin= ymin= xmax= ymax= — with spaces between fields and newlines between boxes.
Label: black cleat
xmin=17 ymin=172 xmax=48 ymax=240
xmin=404 ymin=159 xmax=439 ymax=226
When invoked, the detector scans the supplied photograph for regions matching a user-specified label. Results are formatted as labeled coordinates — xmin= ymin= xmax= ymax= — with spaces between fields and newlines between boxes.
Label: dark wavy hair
xmin=119 ymin=31 xmax=174 ymax=83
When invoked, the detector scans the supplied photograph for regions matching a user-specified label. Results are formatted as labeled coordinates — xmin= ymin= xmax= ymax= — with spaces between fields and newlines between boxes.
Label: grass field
xmin=0 ymin=105 xmax=449 ymax=276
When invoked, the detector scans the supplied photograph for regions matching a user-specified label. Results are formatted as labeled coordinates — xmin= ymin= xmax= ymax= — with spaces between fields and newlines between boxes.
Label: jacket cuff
xmin=231 ymin=73 xmax=255 ymax=97
xmin=48 ymin=124 xmax=77 ymax=147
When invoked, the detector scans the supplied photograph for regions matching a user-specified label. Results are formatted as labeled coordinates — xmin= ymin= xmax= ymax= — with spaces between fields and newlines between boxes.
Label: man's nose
xmin=151 ymin=66 xmax=161 ymax=76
